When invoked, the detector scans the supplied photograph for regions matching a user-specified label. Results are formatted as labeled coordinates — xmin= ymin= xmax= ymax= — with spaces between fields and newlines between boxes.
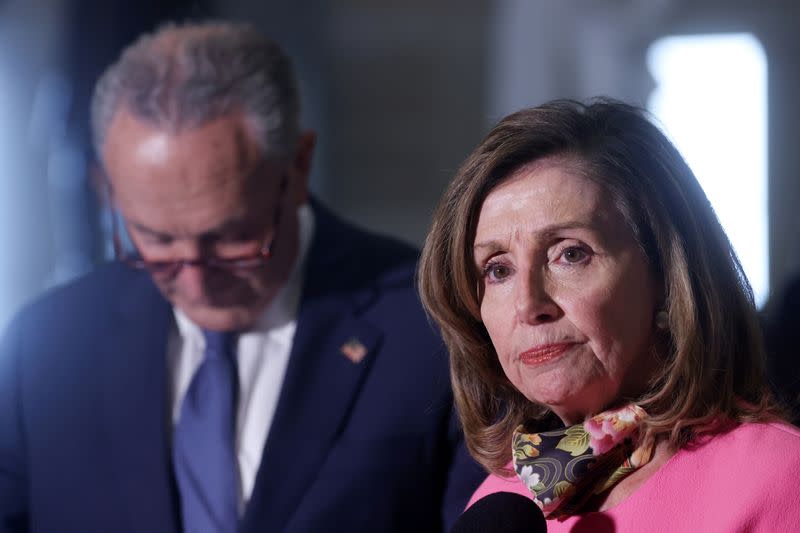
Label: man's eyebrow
xmin=204 ymin=215 xmax=252 ymax=236
xmin=128 ymin=214 xmax=253 ymax=241
xmin=128 ymin=221 xmax=172 ymax=240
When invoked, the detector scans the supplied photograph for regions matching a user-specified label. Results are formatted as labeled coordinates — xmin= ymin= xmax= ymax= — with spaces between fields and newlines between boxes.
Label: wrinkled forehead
xmin=104 ymin=108 xmax=264 ymax=185
xmin=470 ymin=152 xmax=654 ymax=258
xmin=475 ymin=158 xmax=623 ymax=240
xmin=103 ymin=109 xmax=278 ymax=232
xmin=502 ymin=153 xmax=640 ymax=223
xmin=474 ymin=154 xmax=595 ymax=223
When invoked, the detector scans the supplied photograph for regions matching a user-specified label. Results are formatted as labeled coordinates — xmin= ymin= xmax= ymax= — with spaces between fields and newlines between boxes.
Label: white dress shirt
xmin=167 ymin=204 xmax=314 ymax=508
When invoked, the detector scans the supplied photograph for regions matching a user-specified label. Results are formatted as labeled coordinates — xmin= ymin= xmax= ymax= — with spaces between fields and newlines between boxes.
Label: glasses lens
xmin=112 ymin=208 xmax=273 ymax=276
xmin=121 ymin=256 xmax=179 ymax=278
xmin=206 ymin=255 xmax=267 ymax=271
xmin=146 ymin=261 xmax=182 ymax=276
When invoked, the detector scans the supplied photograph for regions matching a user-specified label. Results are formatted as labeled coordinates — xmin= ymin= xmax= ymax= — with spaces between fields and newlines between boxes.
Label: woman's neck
xmin=593 ymin=439 xmax=674 ymax=512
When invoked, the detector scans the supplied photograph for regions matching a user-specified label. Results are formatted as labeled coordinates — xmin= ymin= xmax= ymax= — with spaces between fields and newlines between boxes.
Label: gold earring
xmin=655 ymin=310 xmax=669 ymax=330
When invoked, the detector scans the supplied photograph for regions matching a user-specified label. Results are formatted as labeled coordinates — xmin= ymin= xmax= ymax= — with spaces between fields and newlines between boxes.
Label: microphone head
xmin=451 ymin=492 xmax=547 ymax=532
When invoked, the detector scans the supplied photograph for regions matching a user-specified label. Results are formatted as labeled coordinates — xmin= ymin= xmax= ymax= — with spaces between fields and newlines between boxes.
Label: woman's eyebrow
xmin=473 ymin=221 xmax=597 ymax=251
xmin=473 ymin=239 xmax=502 ymax=252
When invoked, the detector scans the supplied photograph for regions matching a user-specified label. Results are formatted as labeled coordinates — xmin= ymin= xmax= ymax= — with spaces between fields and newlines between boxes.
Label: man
xmin=0 ymin=22 xmax=483 ymax=532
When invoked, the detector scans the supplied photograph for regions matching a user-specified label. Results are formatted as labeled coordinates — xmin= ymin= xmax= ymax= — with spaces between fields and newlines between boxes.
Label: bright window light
xmin=647 ymin=33 xmax=769 ymax=307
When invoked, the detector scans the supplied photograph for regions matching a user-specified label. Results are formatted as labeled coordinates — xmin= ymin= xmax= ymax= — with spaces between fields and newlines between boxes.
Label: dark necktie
xmin=173 ymin=330 xmax=240 ymax=533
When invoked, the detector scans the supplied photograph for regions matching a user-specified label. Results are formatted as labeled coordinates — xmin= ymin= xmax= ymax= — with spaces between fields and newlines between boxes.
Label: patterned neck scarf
xmin=512 ymin=404 xmax=652 ymax=519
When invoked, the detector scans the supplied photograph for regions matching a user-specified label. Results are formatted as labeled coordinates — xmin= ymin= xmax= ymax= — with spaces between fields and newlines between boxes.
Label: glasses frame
xmin=110 ymin=173 xmax=289 ymax=279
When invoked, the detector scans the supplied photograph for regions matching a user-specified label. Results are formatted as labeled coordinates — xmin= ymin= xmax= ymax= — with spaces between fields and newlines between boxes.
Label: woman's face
xmin=473 ymin=158 xmax=659 ymax=424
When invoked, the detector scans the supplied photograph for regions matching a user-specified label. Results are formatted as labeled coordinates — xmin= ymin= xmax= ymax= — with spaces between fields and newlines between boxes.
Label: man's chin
xmin=179 ymin=304 xmax=259 ymax=332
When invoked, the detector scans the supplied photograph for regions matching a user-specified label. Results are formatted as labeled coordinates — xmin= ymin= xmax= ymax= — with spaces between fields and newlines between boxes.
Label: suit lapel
xmin=99 ymin=269 xmax=180 ymax=533
xmin=241 ymin=203 xmax=383 ymax=532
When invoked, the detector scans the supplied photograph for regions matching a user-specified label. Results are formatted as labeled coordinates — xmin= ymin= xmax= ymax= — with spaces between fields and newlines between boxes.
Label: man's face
xmin=102 ymin=108 xmax=308 ymax=331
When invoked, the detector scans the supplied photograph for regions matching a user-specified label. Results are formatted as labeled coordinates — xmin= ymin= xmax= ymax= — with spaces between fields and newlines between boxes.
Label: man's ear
xmin=290 ymin=130 xmax=316 ymax=204
xmin=89 ymin=160 xmax=115 ymax=208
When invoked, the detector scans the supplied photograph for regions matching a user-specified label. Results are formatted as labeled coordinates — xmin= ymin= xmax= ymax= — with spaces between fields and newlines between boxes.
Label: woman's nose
xmin=514 ymin=270 xmax=562 ymax=324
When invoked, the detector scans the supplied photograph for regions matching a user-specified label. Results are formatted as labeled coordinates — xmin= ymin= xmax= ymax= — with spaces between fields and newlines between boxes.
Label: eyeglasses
xmin=111 ymin=174 xmax=288 ymax=280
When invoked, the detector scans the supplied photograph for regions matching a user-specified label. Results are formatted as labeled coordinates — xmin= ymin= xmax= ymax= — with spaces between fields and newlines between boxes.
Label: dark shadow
xmin=568 ymin=512 xmax=616 ymax=533
xmin=762 ymin=275 xmax=800 ymax=424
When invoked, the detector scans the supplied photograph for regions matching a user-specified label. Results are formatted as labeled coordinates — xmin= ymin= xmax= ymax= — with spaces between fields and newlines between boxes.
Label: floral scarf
xmin=512 ymin=404 xmax=652 ymax=519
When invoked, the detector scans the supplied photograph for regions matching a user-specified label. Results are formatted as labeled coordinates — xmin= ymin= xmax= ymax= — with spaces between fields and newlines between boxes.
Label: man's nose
xmin=514 ymin=269 xmax=562 ymax=325
xmin=174 ymin=263 xmax=210 ymax=300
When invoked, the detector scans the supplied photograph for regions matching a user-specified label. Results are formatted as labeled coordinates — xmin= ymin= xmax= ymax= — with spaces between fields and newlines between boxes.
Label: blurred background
xmin=1 ymin=0 xmax=799 ymax=330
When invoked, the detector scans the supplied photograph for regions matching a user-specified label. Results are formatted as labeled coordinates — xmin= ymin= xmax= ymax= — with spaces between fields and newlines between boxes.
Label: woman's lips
xmin=519 ymin=343 xmax=576 ymax=365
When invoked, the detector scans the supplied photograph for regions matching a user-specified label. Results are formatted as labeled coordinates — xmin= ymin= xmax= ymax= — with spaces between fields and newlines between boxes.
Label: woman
xmin=418 ymin=99 xmax=800 ymax=531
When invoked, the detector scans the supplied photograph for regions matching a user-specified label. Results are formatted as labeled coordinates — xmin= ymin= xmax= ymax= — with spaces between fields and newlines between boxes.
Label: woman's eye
xmin=559 ymin=246 xmax=589 ymax=264
xmin=483 ymin=262 xmax=512 ymax=281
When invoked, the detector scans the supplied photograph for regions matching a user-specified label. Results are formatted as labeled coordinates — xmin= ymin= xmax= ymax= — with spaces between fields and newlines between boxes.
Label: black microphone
xmin=450 ymin=492 xmax=547 ymax=532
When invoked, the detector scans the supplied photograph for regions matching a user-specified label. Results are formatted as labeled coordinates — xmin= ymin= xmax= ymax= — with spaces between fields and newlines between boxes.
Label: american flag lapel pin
xmin=340 ymin=337 xmax=367 ymax=364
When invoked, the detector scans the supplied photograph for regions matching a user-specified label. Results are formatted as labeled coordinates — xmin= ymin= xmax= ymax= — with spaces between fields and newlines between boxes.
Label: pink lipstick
xmin=519 ymin=343 xmax=575 ymax=365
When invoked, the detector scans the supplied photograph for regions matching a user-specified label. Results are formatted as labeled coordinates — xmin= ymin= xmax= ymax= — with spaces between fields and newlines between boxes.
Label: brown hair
xmin=418 ymin=99 xmax=781 ymax=474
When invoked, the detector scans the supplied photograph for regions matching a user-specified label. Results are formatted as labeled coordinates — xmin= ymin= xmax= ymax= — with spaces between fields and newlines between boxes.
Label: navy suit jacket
xmin=0 ymin=202 xmax=484 ymax=532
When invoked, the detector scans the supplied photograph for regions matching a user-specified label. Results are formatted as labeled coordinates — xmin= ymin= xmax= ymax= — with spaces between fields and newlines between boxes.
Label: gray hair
xmin=91 ymin=21 xmax=300 ymax=161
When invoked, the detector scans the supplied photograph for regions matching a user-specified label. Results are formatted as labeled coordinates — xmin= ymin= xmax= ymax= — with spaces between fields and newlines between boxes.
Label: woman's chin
xmin=528 ymin=387 xmax=610 ymax=424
